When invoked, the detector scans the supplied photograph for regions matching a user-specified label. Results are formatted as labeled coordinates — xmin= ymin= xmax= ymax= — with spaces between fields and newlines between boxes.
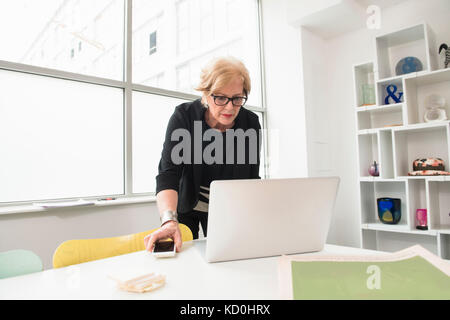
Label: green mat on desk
xmin=291 ymin=256 xmax=450 ymax=300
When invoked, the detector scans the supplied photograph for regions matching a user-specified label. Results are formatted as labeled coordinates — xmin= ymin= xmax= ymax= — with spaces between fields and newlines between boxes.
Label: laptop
xmin=205 ymin=177 xmax=340 ymax=263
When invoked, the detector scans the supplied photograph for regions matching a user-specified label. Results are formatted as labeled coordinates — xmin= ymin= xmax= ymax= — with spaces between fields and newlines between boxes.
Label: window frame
xmin=149 ymin=30 xmax=157 ymax=55
xmin=0 ymin=0 xmax=268 ymax=207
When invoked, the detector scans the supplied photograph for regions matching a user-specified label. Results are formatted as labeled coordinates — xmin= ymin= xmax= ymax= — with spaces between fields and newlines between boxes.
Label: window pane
xmin=132 ymin=92 xmax=189 ymax=194
xmin=0 ymin=70 xmax=124 ymax=203
xmin=0 ymin=0 xmax=125 ymax=81
xmin=132 ymin=0 xmax=262 ymax=107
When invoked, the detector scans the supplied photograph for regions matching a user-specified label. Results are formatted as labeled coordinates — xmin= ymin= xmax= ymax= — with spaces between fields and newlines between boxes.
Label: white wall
xmin=261 ymin=0 xmax=308 ymax=179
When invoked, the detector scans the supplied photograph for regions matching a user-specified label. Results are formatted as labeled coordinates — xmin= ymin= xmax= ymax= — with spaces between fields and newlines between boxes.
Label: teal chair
xmin=0 ymin=249 xmax=43 ymax=279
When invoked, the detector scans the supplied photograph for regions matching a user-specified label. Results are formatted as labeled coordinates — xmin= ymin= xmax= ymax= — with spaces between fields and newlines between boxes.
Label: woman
xmin=144 ymin=56 xmax=261 ymax=252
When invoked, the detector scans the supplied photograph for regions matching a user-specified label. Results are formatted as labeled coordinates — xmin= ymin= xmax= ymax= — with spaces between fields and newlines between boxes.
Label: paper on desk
xmin=33 ymin=199 xmax=96 ymax=208
xmin=108 ymin=269 xmax=166 ymax=293
xmin=278 ymin=245 xmax=450 ymax=300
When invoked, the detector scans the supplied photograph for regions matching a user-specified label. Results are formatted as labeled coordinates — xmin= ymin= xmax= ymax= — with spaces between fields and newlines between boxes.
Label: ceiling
xmin=286 ymin=0 xmax=411 ymax=39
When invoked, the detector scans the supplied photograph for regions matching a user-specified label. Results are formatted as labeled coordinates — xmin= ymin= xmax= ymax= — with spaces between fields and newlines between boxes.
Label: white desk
xmin=0 ymin=240 xmax=381 ymax=300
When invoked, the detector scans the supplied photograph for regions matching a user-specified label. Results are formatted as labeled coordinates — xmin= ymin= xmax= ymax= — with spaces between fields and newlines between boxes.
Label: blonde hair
xmin=196 ymin=56 xmax=251 ymax=106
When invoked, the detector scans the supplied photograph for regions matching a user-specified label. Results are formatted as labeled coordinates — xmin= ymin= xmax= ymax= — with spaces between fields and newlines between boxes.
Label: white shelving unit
xmin=353 ymin=22 xmax=450 ymax=260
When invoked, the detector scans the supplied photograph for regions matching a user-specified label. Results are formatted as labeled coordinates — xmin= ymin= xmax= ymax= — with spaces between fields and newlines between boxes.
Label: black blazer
xmin=156 ymin=98 xmax=261 ymax=214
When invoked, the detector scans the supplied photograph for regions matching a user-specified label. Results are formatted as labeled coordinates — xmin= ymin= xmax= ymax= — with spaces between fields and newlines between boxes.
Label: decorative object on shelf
xmin=368 ymin=161 xmax=380 ymax=177
xmin=360 ymin=72 xmax=376 ymax=106
xmin=415 ymin=209 xmax=428 ymax=231
xmin=384 ymin=84 xmax=403 ymax=105
xmin=423 ymin=94 xmax=447 ymax=123
xmin=377 ymin=198 xmax=401 ymax=224
xmin=395 ymin=56 xmax=423 ymax=75
xmin=439 ymin=43 xmax=449 ymax=69
xmin=408 ymin=158 xmax=450 ymax=176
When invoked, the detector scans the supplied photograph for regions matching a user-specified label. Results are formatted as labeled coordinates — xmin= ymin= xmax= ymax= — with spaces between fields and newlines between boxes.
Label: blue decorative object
xmin=384 ymin=84 xmax=403 ymax=105
xmin=377 ymin=198 xmax=401 ymax=224
xmin=395 ymin=56 xmax=423 ymax=76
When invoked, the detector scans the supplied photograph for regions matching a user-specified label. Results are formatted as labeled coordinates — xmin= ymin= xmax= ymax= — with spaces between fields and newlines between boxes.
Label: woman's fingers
xmin=172 ymin=227 xmax=183 ymax=253
xmin=144 ymin=222 xmax=182 ymax=253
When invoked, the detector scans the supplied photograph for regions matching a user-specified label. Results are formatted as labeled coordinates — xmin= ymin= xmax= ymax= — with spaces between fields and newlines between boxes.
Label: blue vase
xmin=395 ymin=57 xmax=423 ymax=76
xmin=377 ymin=198 xmax=401 ymax=224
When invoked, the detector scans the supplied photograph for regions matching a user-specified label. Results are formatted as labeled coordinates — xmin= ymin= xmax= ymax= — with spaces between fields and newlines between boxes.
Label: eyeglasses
xmin=211 ymin=94 xmax=248 ymax=107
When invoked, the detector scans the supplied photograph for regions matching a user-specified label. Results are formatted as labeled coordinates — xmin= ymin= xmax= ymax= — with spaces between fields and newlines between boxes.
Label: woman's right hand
xmin=144 ymin=221 xmax=183 ymax=253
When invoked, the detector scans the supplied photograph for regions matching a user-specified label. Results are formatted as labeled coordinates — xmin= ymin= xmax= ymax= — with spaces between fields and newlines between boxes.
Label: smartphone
xmin=152 ymin=241 xmax=176 ymax=258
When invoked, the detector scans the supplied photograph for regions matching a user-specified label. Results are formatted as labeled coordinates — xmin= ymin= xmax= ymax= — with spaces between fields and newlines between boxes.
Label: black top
xmin=200 ymin=115 xmax=235 ymax=186
xmin=156 ymin=98 xmax=261 ymax=214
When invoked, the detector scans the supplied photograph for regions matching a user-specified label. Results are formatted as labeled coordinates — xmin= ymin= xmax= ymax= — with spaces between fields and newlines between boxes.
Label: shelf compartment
xmin=393 ymin=123 xmax=450 ymax=177
xmin=375 ymin=23 xmax=435 ymax=81
xmin=361 ymin=223 xmax=437 ymax=236
xmin=353 ymin=62 xmax=377 ymax=108
xmin=375 ymin=230 xmax=438 ymax=254
xmin=378 ymin=129 xmax=395 ymax=179
xmin=404 ymin=68 xmax=450 ymax=125
xmin=427 ymin=181 xmax=450 ymax=231
xmin=357 ymin=104 xmax=404 ymax=130
xmin=358 ymin=134 xmax=379 ymax=178
xmin=438 ymin=233 xmax=450 ymax=260
xmin=377 ymin=77 xmax=405 ymax=107
xmin=360 ymin=181 xmax=408 ymax=228
xmin=361 ymin=228 xmax=438 ymax=255
xmin=407 ymin=179 xmax=428 ymax=231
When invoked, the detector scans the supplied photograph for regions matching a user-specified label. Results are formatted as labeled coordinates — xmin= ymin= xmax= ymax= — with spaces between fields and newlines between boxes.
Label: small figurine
xmin=439 ymin=43 xmax=450 ymax=69
xmin=368 ymin=161 xmax=379 ymax=177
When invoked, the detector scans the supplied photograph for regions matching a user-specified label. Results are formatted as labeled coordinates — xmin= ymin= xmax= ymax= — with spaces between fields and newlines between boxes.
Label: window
xmin=149 ymin=31 xmax=157 ymax=55
xmin=133 ymin=0 xmax=262 ymax=107
xmin=132 ymin=93 xmax=189 ymax=194
xmin=0 ymin=0 xmax=265 ymax=205
xmin=0 ymin=70 xmax=124 ymax=203
xmin=0 ymin=0 xmax=125 ymax=81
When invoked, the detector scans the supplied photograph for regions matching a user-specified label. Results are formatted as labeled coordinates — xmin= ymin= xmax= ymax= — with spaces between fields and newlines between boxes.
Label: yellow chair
xmin=52 ymin=224 xmax=193 ymax=269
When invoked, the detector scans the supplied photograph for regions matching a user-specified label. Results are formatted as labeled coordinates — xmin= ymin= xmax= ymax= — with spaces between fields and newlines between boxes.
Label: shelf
xmin=397 ymin=176 xmax=449 ymax=181
xmin=357 ymin=105 xmax=404 ymax=130
xmin=360 ymin=180 xmax=408 ymax=227
xmin=358 ymin=133 xmax=379 ymax=178
xmin=412 ymin=68 xmax=450 ymax=86
xmin=359 ymin=177 xmax=397 ymax=182
xmin=438 ymin=233 xmax=450 ymax=260
xmin=362 ymin=223 xmax=438 ymax=236
xmin=404 ymin=69 xmax=450 ymax=126
xmin=357 ymin=102 xmax=403 ymax=113
xmin=393 ymin=124 xmax=449 ymax=177
xmin=375 ymin=23 xmax=434 ymax=80
xmin=356 ymin=22 xmax=448 ymax=258
xmin=428 ymin=181 xmax=450 ymax=230
xmin=436 ymin=228 xmax=450 ymax=235
xmin=377 ymin=78 xmax=405 ymax=107
xmin=353 ymin=62 xmax=376 ymax=108
xmin=393 ymin=120 xmax=450 ymax=132
xmin=376 ymin=71 xmax=428 ymax=84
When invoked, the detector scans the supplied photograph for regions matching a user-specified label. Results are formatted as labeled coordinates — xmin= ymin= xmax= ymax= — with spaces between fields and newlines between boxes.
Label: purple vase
xmin=369 ymin=161 xmax=379 ymax=177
